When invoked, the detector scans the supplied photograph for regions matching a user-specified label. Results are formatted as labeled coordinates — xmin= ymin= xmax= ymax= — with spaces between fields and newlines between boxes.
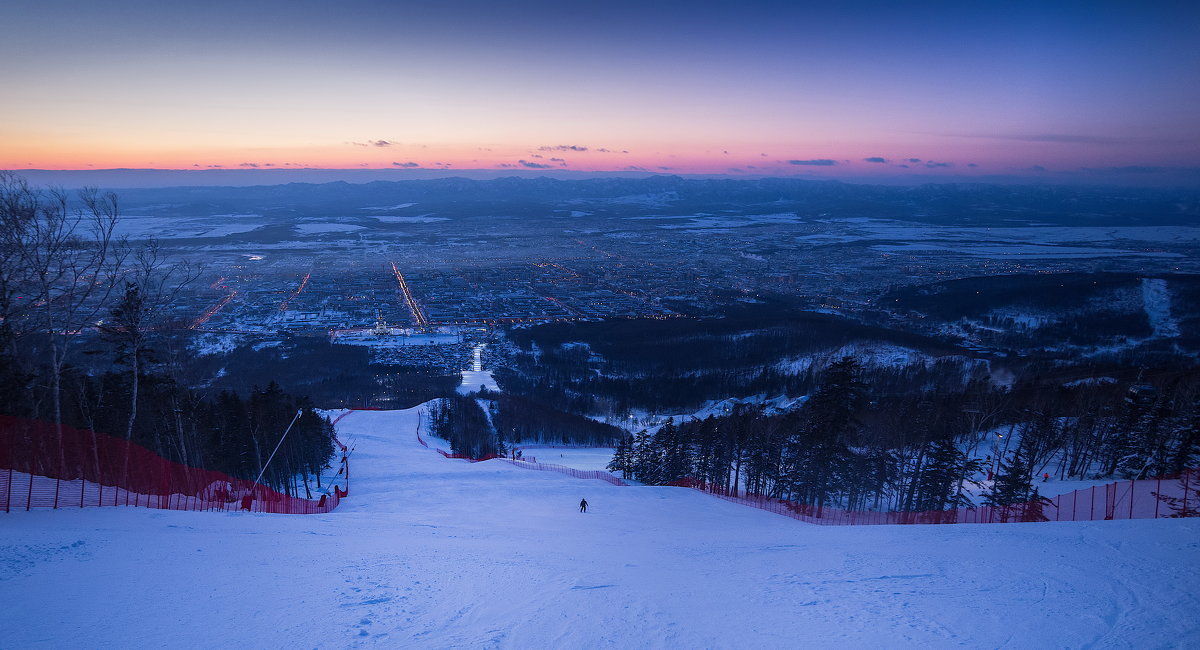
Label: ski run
xmin=3 ymin=406 xmax=1199 ymax=648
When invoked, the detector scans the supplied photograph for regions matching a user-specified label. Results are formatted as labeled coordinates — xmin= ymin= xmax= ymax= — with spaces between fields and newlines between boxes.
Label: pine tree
xmin=606 ymin=434 xmax=634 ymax=479
xmin=692 ymin=415 xmax=720 ymax=490
xmin=657 ymin=418 xmax=691 ymax=484
xmin=784 ymin=356 xmax=864 ymax=512
xmin=984 ymin=448 xmax=1049 ymax=522
xmin=984 ymin=449 xmax=1035 ymax=508
xmin=909 ymin=437 xmax=962 ymax=512
xmin=631 ymin=428 xmax=657 ymax=484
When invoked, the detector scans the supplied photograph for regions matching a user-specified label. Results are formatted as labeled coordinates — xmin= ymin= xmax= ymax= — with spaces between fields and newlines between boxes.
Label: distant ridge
xmin=12 ymin=166 xmax=1200 ymax=190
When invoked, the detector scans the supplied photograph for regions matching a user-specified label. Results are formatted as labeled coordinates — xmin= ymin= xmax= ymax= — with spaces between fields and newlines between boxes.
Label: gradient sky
xmin=2 ymin=0 xmax=1198 ymax=184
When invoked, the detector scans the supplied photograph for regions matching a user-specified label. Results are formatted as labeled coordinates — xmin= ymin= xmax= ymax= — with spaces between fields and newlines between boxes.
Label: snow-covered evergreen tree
xmin=606 ymin=434 xmax=634 ymax=480
xmin=984 ymin=448 xmax=1049 ymax=522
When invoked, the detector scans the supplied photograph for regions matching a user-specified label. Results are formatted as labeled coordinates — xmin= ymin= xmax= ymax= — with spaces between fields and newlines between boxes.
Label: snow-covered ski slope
xmin=3 ymin=407 xmax=1199 ymax=648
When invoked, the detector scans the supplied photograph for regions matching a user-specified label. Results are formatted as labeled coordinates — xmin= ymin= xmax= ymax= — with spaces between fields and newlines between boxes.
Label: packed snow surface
xmin=3 ymin=407 xmax=1199 ymax=648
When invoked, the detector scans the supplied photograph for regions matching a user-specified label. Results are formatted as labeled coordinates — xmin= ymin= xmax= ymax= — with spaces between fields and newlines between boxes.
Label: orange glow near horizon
xmin=1 ymin=137 xmax=1110 ymax=177
xmin=1 ymin=3 xmax=1196 ymax=185
xmin=3 ymin=122 xmax=1182 ymax=177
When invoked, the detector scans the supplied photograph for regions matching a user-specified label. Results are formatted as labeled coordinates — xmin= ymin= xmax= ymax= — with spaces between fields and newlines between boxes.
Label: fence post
xmin=54 ymin=477 xmax=60 ymax=509
xmin=80 ymin=478 xmax=86 ymax=508
xmin=5 ymin=468 xmax=11 ymax=513
xmin=1184 ymin=470 xmax=1191 ymax=517
xmin=1090 ymin=485 xmax=1095 ymax=520
xmin=1129 ymin=480 xmax=1135 ymax=520
xmin=1155 ymin=477 xmax=1161 ymax=518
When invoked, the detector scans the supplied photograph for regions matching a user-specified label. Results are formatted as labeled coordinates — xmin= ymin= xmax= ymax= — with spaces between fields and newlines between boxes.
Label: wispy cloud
xmin=948 ymin=133 xmax=1120 ymax=144
xmin=925 ymin=161 xmax=953 ymax=168
xmin=538 ymin=145 xmax=589 ymax=152
xmin=239 ymin=162 xmax=259 ymax=167
xmin=519 ymin=159 xmax=553 ymax=169
xmin=863 ymin=157 xmax=888 ymax=163
xmin=788 ymin=159 xmax=837 ymax=166
xmin=393 ymin=161 xmax=420 ymax=168
xmin=1079 ymin=165 xmax=1200 ymax=174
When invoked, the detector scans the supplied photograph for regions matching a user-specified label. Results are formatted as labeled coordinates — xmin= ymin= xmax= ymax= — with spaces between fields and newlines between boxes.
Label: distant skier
xmin=1043 ymin=472 xmax=1049 ymax=482
xmin=579 ymin=498 xmax=588 ymax=513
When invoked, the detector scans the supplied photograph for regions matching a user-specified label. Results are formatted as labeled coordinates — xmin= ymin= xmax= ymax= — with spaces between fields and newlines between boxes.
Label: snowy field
xmin=3 ymin=407 xmax=1199 ymax=648
xmin=111 ymin=214 xmax=268 ymax=239
xmin=293 ymin=223 xmax=367 ymax=234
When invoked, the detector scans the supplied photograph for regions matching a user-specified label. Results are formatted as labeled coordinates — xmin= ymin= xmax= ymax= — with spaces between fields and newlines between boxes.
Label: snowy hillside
xmin=3 ymin=407 xmax=1199 ymax=648
xmin=1142 ymin=277 xmax=1181 ymax=338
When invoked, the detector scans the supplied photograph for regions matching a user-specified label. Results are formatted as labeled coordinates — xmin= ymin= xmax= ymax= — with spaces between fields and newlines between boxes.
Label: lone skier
xmin=579 ymin=498 xmax=588 ymax=513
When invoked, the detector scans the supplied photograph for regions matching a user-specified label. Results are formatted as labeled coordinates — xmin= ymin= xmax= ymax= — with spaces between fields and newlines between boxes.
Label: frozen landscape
xmin=3 ymin=407 xmax=1198 ymax=649
xmin=5 ymin=0 xmax=1200 ymax=647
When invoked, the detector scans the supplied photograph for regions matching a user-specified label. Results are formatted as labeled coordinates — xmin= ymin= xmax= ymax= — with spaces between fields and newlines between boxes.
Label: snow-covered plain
xmin=3 ymin=407 xmax=1199 ymax=648
xmin=293 ymin=223 xmax=367 ymax=234
xmin=111 ymin=214 xmax=269 ymax=239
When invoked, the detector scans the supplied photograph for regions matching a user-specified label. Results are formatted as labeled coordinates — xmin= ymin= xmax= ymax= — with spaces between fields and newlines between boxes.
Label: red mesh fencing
xmin=403 ymin=409 xmax=1200 ymax=524
xmin=673 ymin=470 xmax=1200 ymax=525
xmin=499 ymin=458 xmax=628 ymax=486
xmin=1 ymin=415 xmax=347 ymax=515
xmin=437 ymin=450 xmax=501 ymax=462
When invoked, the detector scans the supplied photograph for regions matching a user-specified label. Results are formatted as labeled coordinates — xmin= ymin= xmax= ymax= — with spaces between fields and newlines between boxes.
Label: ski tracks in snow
xmin=5 ymin=407 xmax=1200 ymax=648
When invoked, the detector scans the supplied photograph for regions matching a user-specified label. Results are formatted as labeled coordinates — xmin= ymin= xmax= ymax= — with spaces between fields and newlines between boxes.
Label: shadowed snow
xmin=2 ymin=406 xmax=1198 ymax=648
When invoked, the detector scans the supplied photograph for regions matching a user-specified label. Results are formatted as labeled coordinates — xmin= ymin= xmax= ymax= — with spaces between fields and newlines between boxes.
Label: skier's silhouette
xmin=579 ymin=498 xmax=588 ymax=513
